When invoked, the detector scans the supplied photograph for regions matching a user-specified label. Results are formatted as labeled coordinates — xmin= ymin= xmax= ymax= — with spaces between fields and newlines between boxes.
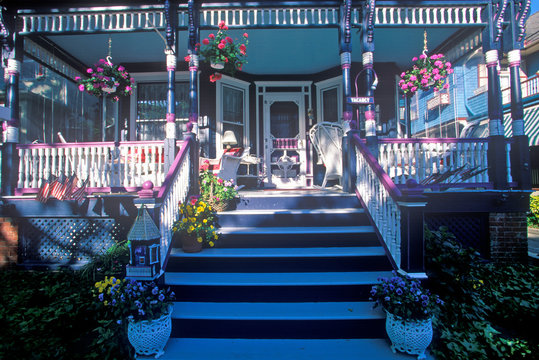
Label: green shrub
xmin=527 ymin=195 xmax=539 ymax=227
xmin=425 ymin=227 xmax=539 ymax=359
xmin=80 ymin=240 xmax=130 ymax=281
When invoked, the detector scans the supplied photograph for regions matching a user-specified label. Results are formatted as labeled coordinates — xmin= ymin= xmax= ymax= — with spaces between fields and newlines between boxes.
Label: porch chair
xmin=309 ymin=122 xmax=344 ymax=187
xmin=217 ymin=147 xmax=251 ymax=185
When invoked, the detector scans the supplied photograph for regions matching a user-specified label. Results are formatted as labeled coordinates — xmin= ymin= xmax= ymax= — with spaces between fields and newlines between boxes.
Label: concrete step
xmin=165 ymin=271 xmax=392 ymax=302
xmin=140 ymin=338 xmax=425 ymax=360
xmin=236 ymin=190 xmax=360 ymax=210
xmin=170 ymin=301 xmax=385 ymax=339
xmin=166 ymin=246 xmax=392 ymax=272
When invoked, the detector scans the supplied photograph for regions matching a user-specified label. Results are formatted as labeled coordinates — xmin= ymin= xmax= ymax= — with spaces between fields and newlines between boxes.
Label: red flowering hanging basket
xmin=75 ymin=57 xmax=134 ymax=102
xmin=399 ymin=53 xmax=453 ymax=97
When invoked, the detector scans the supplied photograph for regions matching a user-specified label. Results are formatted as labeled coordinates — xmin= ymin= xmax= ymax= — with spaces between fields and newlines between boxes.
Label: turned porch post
xmin=340 ymin=0 xmax=355 ymax=192
xmin=482 ymin=0 xmax=508 ymax=189
xmin=0 ymin=7 xmax=22 ymax=196
xmin=187 ymin=0 xmax=200 ymax=134
xmin=361 ymin=0 xmax=378 ymax=158
xmin=164 ymin=0 xmax=178 ymax=173
xmin=504 ymin=0 xmax=531 ymax=190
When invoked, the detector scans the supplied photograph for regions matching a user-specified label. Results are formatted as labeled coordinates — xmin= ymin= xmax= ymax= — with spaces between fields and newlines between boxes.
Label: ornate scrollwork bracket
xmin=361 ymin=0 xmax=375 ymax=53
xmin=0 ymin=6 xmax=16 ymax=66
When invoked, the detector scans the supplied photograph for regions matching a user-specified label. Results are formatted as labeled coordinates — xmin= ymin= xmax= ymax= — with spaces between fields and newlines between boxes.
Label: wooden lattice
xmin=19 ymin=217 xmax=122 ymax=265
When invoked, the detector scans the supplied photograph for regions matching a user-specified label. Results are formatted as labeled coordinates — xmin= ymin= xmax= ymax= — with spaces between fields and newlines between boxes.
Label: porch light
xmin=222 ymin=130 xmax=238 ymax=149
xmin=126 ymin=206 xmax=162 ymax=279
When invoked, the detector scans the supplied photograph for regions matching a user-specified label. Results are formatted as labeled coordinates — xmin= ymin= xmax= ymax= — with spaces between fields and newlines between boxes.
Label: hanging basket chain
xmin=423 ymin=29 xmax=428 ymax=56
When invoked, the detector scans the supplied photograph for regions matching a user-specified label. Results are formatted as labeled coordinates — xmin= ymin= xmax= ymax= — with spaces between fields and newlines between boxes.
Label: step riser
xmin=237 ymin=196 xmax=360 ymax=210
xmin=216 ymin=232 xmax=379 ymax=248
xmin=168 ymin=284 xmax=375 ymax=302
xmin=218 ymin=212 xmax=370 ymax=228
xmin=166 ymin=256 xmax=391 ymax=273
xmin=170 ymin=319 xmax=386 ymax=339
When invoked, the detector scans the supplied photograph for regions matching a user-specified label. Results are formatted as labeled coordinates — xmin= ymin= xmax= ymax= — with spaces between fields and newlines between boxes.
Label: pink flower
xmin=419 ymin=54 xmax=427 ymax=59
xmin=118 ymin=66 xmax=125 ymax=71
xmin=209 ymin=33 xmax=215 ymax=39
xmin=218 ymin=178 xmax=223 ymax=184
xmin=434 ymin=60 xmax=443 ymax=67
xmin=445 ymin=62 xmax=451 ymax=68
xmin=184 ymin=55 xmax=191 ymax=62
xmin=400 ymin=72 xmax=406 ymax=78
xmin=209 ymin=73 xmax=222 ymax=83
xmin=96 ymin=67 xmax=104 ymax=72
xmin=74 ymin=76 xmax=81 ymax=81
xmin=409 ymin=75 xmax=417 ymax=82
xmin=239 ymin=44 xmax=247 ymax=55
xmin=218 ymin=43 xmax=225 ymax=50
xmin=218 ymin=21 xmax=228 ymax=30
xmin=421 ymin=79 xmax=428 ymax=86
xmin=448 ymin=68 xmax=454 ymax=74
xmin=87 ymin=68 xmax=93 ymax=74
xmin=419 ymin=68 xmax=426 ymax=74
xmin=412 ymin=57 xmax=418 ymax=61
xmin=126 ymin=86 xmax=132 ymax=91
xmin=411 ymin=86 xmax=418 ymax=92
xmin=443 ymin=83 xmax=449 ymax=89
xmin=433 ymin=74 xmax=441 ymax=81
xmin=243 ymin=33 xmax=248 ymax=38
xmin=226 ymin=36 xmax=233 ymax=44
xmin=399 ymin=79 xmax=405 ymax=85
xmin=203 ymin=38 xmax=210 ymax=45
xmin=432 ymin=68 xmax=439 ymax=75
xmin=78 ymin=84 xmax=85 ymax=91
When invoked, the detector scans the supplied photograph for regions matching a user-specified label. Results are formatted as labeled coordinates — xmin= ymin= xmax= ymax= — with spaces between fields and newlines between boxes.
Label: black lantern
xmin=126 ymin=206 xmax=161 ymax=279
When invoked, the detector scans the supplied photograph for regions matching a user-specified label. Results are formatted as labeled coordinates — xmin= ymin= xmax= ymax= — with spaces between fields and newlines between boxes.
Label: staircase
xmin=157 ymin=189 xmax=414 ymax=359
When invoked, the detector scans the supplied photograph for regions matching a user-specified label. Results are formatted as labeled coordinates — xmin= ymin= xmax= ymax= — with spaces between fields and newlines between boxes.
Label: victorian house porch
xmin=0 ymin=0 xmax=533 ymax=358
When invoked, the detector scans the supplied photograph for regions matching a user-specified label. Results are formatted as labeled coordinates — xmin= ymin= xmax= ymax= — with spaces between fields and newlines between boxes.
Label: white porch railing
xmin=17 ymin=141 xmax=173 ymax=191
xmin=353 ymin=134 xmax=402 ymax=268
xmin=502 ymin=74 xmax=539 ymax=105
xmin=377 ymin=138 xmax=513 ymax=187
xmin=157 ymin=135 xmax=196 ymax=271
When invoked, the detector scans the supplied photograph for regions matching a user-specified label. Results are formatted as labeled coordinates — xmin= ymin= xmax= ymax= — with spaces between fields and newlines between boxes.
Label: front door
xmin=263 ymin=93 xmax=307 ymax=188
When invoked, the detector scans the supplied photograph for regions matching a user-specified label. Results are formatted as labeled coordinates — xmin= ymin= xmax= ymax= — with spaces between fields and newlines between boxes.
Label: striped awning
xmin=504 ymin=104 xmax=539 ymax=146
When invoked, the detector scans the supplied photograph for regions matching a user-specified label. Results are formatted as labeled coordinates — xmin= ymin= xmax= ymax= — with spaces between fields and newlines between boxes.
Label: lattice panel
xmin=19 ymin=217 xmax=122 ymax=264
xmin=425 ymin=213 xmax=489 ymax=256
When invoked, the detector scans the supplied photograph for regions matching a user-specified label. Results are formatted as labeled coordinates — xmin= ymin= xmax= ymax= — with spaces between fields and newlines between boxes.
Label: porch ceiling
xmin=45 ymin=27 xmax=460 ymax=75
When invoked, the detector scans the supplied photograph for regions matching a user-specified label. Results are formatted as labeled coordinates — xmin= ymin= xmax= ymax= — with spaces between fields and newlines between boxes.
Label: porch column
xmin=362 ymin=0 xmax=377 ymax=158
xmin=505 ymin=0 xmax=531 ymax=190
xmin=482 ymin=0 xmax=508 ymax=189
xmin=164 ymin=0 xmax=178 ymax=172
xmin=1 ymin=8 xmax=22 ymax=196
xmin=187 ymin=0 xmax=200 ymax=133
xmin=339 ymin=0 xmax=354 ymax=193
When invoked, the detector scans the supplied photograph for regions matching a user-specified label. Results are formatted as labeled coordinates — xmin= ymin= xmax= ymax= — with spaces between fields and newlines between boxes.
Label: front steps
xmin=157 ymin=190 xmax=415 ymax=359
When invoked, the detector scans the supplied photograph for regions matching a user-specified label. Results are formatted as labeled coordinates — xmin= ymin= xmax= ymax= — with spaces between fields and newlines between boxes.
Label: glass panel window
xmin=136 ymin=81 xmax=189 ymax=141
xmin=19 ymin=58 xmax=101 ymax=144
xmin=222 ymin=85 xmax=244 ymax=148
xmin=322 ymin=87 xmax=338 ymax=123
xmin=315 ymin=76 xmax=342 ymax=124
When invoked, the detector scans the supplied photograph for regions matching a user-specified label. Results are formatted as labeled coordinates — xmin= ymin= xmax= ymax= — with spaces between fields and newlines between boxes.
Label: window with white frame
xmin=315 ymin=76 xmax=342 ymax=123
xmin=216 ymin=76 xmax=250 ymax=156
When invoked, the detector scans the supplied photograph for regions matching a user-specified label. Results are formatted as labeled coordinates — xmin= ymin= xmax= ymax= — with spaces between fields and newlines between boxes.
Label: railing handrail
xmin=378 ymin=137 xmax=489 ymax=144
xmin=502 ymin=74 xmax=539 ymax=105
xmin=17 ymin=140 xmax=168 ymax=150
xmin=157 ymin=137 xmax=193 ymax=200
xmin=352 ymin=133 xmax=402 ymax=200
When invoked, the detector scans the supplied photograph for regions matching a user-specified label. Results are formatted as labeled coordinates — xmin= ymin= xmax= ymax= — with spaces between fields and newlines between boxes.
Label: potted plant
xmin=370 ymin=271 xmax=443 ymax=359
xmin=398 ymin=53 xmax=453 ymax=96
xmin=94 ymin=276 xmax=175 ymax=358
xmin=172 ymin=195 xmax=219 ymax=252
xmin=197 ymin=20 xmax=248 ymax=78
xmin=75 ymin=57 xmax=134 ymax=102
xmin=199 ymin=160 xmax=239 ymax=211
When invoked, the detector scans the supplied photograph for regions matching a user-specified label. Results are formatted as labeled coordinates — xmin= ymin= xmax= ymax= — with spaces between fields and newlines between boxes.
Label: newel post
xmin=184 ymin=130 xmax=199 ymax=196
xmin=398 ymin=179 xmax=428 ymax=274
xmin=164 ymin=0 xmax=179 ymax=173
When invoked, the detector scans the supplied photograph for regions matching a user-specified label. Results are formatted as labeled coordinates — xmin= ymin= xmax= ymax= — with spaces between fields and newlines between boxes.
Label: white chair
xmin=309 ymin=122 xmax=344 ymax=187
xmin=217 ymin=147 xmax=250 ymax=185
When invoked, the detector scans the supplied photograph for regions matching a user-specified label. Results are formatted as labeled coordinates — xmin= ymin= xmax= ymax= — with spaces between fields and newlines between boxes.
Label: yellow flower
xmin=197 ymin=207 xmax=203 ymax=213
xmin=197 ymin=237 xmax=203 ymax=243
xmin=203 ymin=219 xmax=208 ymax=224
xmin=182 ymin=218 xmax=188 ymax=223
xmin=188 ymin=225 xmax=194 ymax=232
xmin=214 ymin=234 xmax=218 ymax=240
xmin=209 ymin=241 xmax=215 ymax=247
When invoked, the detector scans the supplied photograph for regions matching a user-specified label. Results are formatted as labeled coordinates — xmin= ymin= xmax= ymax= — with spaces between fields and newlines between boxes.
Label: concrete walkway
xmin=528 ymin=227 xmax=539 ymax=265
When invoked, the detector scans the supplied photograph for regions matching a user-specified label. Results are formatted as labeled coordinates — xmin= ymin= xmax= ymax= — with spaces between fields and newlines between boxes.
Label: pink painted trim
xmin=15 ymin=186 xmax=161 ymax=196
xmin=509 ymin=61 xmax=521 ymax=67
xmin=378 ymin=138 xmax=489 ymax=144
xmin=166 ymin=113 xmax=175 ymax=123
xmin=16 ymin=140 xmax=182 ymax=150
xmin=352 ymin=134 xmax=402 ymax=200
xmin=157 ymin=136 xmax=193 ymax=199
xmin=365 ymin=110 xmax=375 ymax=120
xmin=189 ymin=66 xmax=198 ymax=72
xmin=341 ymin=64 xmax=351 ymax=69
xmin=167 ymin=66 xmax=176 ymax=71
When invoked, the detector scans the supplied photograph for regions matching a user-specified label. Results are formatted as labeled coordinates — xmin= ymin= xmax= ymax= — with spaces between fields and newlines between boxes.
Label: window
xmin=216 ymin=76 xmax=250 ymax=156
xmin=315 ymin=76 xmax=342 ymax=123
xmin=130 ymin=72 xmax=192 ymax=141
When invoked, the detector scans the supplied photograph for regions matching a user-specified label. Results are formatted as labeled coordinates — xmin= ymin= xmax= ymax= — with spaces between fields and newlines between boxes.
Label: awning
xmin=503 ymin=104 xmax=539 ymax=146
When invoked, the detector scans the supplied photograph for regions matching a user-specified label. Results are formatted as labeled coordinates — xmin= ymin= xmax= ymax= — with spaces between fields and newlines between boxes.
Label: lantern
xmin=126 ymin=206 xmax=161 ymax=279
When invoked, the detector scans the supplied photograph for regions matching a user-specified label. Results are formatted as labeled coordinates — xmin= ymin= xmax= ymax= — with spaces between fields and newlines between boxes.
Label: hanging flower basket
xmin=399 ymin=53 xmax=453 ymax=96
xmin=75 ymin=57 xmax=134 ymax=102
xmin=196 ymin=21 xmax=248 ymax=79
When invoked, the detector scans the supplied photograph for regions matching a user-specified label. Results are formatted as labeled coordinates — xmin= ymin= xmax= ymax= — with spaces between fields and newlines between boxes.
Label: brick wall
xmin=0 ymin=217 xmax=18 ymax=268
xmin=489 ymin=212 xmax=528 ymax=263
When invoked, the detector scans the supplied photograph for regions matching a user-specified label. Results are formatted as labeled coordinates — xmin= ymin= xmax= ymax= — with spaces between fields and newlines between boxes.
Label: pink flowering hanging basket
xmin=399 ymin=53 xmax=453 ymax=97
